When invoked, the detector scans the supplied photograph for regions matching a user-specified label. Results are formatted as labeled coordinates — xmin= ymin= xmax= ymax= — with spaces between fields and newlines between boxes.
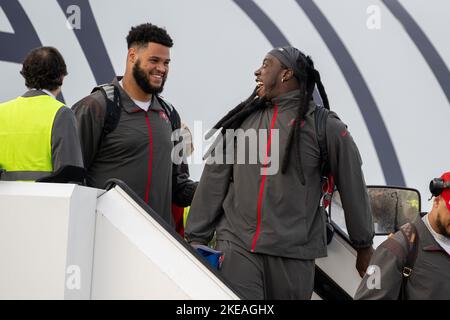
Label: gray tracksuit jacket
xmin=185 ymin=90 xmax=374 ymax=259
xmin=72 ymin=77 xmax=197 ymax=226
xmin=355 ymin=215 xmax=450 ymax=300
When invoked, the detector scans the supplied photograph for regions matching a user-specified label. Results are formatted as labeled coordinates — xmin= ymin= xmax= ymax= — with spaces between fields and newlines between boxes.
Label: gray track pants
xmin=215 ymin=240 xmax=315 ymax=300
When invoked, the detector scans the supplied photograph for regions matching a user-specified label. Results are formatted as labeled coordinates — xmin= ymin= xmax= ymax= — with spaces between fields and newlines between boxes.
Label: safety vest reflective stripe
xmin=0 ymin=94 xmax=63 ymax=178
xmin=0 ymin=170 xmax=52 ymax=181
xmin=183 ymin=206 xmax=190 ymax=228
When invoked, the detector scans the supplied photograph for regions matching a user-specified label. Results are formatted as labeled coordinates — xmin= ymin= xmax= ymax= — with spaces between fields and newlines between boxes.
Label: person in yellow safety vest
xmin=172 ymin=123 xmax=194 ymax=237
xmin=0 ymin=46 xmax=84 ymax=183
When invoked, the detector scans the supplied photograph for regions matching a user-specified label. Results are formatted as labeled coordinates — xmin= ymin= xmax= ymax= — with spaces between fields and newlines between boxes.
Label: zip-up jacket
xmin=185 ymin=90 xmax=374 ymax=259
xmin=72 ymin=77 xmax=197 ymax=226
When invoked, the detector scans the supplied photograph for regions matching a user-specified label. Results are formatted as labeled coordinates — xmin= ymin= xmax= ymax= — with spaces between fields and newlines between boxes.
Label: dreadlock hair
xmin=208 ymin=52 xmax=329 ymax=185
xmin=208 ymin=88 xmax=264 ymax=132
xmin=202 ymin=89 xmax=267 ymax=160
xmin=280 ymin=53 xmax=329 ymax=184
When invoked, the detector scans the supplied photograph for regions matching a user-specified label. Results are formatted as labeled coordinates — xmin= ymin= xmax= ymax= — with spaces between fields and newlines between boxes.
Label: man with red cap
xmin=355 ymin=172 xmax=450 ymax=300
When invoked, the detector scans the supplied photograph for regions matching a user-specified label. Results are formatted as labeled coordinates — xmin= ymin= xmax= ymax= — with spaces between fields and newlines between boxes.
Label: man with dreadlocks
xmin=185 ymin=47 xmax=374 ymax=299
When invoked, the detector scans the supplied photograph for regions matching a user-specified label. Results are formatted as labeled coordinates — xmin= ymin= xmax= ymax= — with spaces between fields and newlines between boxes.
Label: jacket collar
xmin=21 ymin=89 xmax=49 ymax=98
xmin=271 ymin=90 xmax=301 ymax=109
xmin=270 ymin=90 xmax=315 ymax=115
xmin=112 ymin=76 xmax=165 ymax=113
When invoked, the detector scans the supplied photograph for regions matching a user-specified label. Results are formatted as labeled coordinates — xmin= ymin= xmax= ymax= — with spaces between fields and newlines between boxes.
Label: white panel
xmin=64 ymin=185 xmax=98 ymax=299
xmin=92 ymin=215 xmax=190 ymax=299
xmin=0 ymin=182 xmax=97 ymax=299
xmin=92 ymin=186 xmax=239 ymax=300
xmin=311 ymin=292 xmax=322 ymax=300
xmin=316 ymin=234 xmax=360 ymax=297
xmin=0 ymin=194 xmax=68 ymax=298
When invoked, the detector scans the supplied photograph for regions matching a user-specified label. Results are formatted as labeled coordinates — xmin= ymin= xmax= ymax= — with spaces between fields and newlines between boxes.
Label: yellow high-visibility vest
xmin=183 ymin=206 xmax=190 ymax=228
xmin=0 ymin=94 xmax=63 ymax=181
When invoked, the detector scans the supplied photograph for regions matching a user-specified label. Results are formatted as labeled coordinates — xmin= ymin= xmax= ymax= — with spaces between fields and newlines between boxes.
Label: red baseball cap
xmin=441 ymin=172 xmax=450 ymax=212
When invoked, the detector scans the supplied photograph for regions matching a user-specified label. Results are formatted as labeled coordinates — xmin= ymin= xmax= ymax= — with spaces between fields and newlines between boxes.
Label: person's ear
xmin=128 ymin=47 xmax=137 ymax=64
xmin=281 ymin=69 xmax=294 ymax=82
xmin=434 ymin=196 xmax=441 ymax=209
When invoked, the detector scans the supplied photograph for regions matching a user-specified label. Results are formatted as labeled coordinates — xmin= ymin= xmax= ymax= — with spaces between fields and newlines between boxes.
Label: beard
xmin=132 ymin=59 xmax=166 ymax=95
xmin=436 ymin=211 xmax=450 ymax=238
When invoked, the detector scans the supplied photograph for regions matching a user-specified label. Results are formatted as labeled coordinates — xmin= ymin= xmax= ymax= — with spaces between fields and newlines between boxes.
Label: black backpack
xmin=314 ymin=105 xmax=336 ymax=245
xmin=91 ymin=84 xmax=180 ymax=141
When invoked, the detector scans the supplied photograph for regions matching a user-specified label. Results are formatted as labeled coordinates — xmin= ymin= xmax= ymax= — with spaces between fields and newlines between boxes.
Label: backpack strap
xmin=314 ymin=105 xmax=330 ymax=176
xmin=314 ymin=105 xmax=333 ymax=205
xmin=91 ymin=84 xmax=122 ymax=140
xmin=91 ymin=87 xmax=180 ymax=149
xmin=314 ymin=105 xmax=335 ymax=244
xmin=398 ymin=222 xmax=419 ymax=300
xmin=157 ymin=95 xmax=180 ymax=132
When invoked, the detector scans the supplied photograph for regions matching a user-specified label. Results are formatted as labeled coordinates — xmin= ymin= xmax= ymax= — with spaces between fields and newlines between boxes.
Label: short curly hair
xmin=126 ymin=23 xmax=173 ymax=49
xmin=20 ymin=46 xmax=68 ymax=91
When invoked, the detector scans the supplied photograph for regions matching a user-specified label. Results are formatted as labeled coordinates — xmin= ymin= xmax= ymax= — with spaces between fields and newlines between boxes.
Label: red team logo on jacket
xmin=288 ymin=118 xmax=296 ymax=127
xmin=159 ymin=110 xmax=170 ymax=123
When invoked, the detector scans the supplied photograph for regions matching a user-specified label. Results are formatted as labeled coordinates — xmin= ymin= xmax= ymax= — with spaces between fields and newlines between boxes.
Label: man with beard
xmin=355 ymin=172 xmax=450 ymax=300
xmin=72 ymin=23 xmax=197 ymax=226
